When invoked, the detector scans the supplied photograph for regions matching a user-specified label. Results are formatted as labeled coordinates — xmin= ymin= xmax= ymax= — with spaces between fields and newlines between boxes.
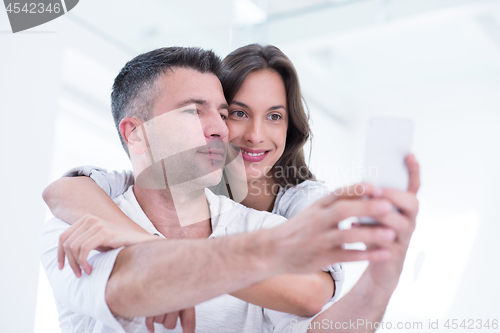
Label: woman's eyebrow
xmin=268 ymin=105 xmax=286 ymax=111
xmin=231 ymin=101 xmax=285 ymax=111
xmin=230 ymin=100 xmax=248 ymax=108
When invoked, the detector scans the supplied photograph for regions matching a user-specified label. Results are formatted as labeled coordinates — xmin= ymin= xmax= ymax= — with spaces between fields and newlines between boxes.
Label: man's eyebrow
xmin=219 ymin=103 xmax=229 ymax=111
xmin=231 ymin=100 xmax=286 ymax=111
xmin=176 ymin=99 xmax=208 ymax=108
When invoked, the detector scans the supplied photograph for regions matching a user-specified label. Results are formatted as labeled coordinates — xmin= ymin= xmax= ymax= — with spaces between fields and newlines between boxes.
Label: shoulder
xmin=287 ymin=180 xmax=329 ymax=194
xmin=63 ymin=165 xmax=134 ymax=199
xmin=273 ymin=180 xmax=330 ymax=219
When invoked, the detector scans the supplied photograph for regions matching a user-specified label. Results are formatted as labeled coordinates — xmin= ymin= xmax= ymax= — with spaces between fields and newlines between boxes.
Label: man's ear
xmin=119 ymin=118 xmax=147 ymax=155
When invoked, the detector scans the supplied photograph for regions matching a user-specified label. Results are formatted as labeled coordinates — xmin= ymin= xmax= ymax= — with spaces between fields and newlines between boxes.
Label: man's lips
xmin=199 ymin=149 xmax=225 ymax=156
xmin=198 ymin=143 xmax=226 ymax=157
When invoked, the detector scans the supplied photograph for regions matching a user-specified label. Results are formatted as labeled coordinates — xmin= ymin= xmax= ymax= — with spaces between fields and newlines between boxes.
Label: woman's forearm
xmin=231 ymin=271 xmax=334 ymax=317
xmin=42 ymin=176 xmax=137 ymax=228
xmin=308 ymin=270 xmax=391 ymax=333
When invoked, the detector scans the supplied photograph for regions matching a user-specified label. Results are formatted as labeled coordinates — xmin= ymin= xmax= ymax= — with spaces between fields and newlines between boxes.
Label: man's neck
xmin=133 ymin=186 xmax=212 ymax=239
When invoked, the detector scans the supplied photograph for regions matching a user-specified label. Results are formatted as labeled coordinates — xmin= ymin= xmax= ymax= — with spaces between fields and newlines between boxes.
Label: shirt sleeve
xmin=282 ymin=181 xmax=330 ymax=219
xmin=322 ymin=263 xmax=345 ymax=302
xmin=38 ymin=217 xmax=142 ymax=332
xmin=265 ymin=302 xmax=335 ymax=333
xmin=63 ymin=166 xmax=135 ymax=199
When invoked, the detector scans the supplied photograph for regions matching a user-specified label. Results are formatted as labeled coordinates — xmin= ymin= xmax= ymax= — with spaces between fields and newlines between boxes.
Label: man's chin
xmin=169 ymin=168 xmax=223 ymax=195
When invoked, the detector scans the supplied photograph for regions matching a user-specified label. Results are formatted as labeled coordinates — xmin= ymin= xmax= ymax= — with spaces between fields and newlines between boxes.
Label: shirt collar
xmin=118 ymin=186 xmax=228 ymax=239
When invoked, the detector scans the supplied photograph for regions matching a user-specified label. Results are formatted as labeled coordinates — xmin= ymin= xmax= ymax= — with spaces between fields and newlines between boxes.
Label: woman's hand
xmin=145 ymin=307 xmax=195 ymax=333
xmin=361 ymin=154 xmax=420 ymax=293
xmin=58 ymin=214 xmax=158 ymax=277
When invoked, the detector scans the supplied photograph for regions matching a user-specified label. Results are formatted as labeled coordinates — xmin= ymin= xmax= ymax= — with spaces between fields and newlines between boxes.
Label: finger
xmin=58 ymin=234 xmax=67 ymax=270
xmin=325 ymin=198 xmax=393 ymax=228
xmin=163 ymin=311 xmax=180 ymax=330
xmin=67 ymin=227 xmax=101 ymax=275
xmin=377 ymin=211 xmax=415 ymax=244
xmin=352 ymin=210 xmax=414 ymax=246
xmin=328 ymin=227 xmax=396 ymax=249
xmin=154 ymin=314 xmax=166 ymax=323
xmin=58 ymin=217 xmax=93 ymax=271
xmin=63 ymin=239 xmax=82 ymax=278
xmin=317 ymin=183 xmax=379 ymax=208
xmin=379 ymin=188 xmax=419 ymax=220
xmin=406 ymin=154 xmax=420 ymax=194
xmin=58 ymin=220 xmax=86 ymax=270
xmin=328 ymin=248 xmax=391 ymax=263
xmin=78 ymin=232 xmax=110 ymax=275
xmin=180 ymin=308 xmax=196 ymax=333
xmin=145 ymin=316 xmax=155 ymax=333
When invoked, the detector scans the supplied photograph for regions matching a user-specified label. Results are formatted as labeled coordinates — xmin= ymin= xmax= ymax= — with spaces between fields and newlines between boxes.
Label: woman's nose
xmin=244 ymin=119 xmax=264 ymax=144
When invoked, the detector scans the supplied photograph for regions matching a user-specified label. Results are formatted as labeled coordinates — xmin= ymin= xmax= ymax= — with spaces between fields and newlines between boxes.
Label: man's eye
xmin=268 ymin=114 xmax=282 ymax=121
xmin=220 ymin=113 xmax=227 ymax=120
xmin=185 ymin=109 xmax=198 ymax=114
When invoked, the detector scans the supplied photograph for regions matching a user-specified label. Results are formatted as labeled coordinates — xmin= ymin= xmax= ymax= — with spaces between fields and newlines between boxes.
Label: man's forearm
xmin=105 ymin=229 xmax=278 ymax=317
xmin=308 ymin=270 xmax=393 ymax=333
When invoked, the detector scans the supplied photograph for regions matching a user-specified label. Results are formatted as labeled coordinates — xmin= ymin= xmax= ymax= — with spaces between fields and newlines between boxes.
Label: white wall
xmin=0 ymin=9 xmax=132 ymax=333
xmin=0 ymin=24 xmax=60 ymax=333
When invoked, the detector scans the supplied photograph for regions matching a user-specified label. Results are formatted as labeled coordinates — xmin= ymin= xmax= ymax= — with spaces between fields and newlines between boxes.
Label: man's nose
xmin=243 ymin=118 xmax=264 ymax=144
xmin=204 ymin=110 xmax=229 ymax=140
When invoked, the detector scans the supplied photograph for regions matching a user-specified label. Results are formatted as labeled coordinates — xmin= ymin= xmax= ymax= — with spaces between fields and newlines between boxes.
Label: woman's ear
xmin=119 ymin=118 xmax=147 ymax=155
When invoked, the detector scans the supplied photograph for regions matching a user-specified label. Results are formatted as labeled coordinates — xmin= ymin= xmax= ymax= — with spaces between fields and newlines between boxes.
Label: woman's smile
xmin=226 ymin=69 xmax=288 ymax=183
xmin=240 ymin=147 xmax=271 ymax=162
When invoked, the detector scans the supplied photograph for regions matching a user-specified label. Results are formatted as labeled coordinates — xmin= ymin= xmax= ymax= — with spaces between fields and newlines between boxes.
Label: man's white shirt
xmin=39 ymin=186 xmax=329 ymax=333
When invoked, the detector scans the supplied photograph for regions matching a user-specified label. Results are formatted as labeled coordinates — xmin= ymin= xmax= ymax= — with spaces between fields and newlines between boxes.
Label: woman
xmin=43 ymin=44 xmax=344 ymax=317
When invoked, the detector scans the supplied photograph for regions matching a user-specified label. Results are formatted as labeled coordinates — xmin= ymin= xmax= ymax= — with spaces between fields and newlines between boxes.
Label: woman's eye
xmin=268 ymin=114 xmax=282 ymax=121
xmin=231 ymin=110 xmax=246 ymax=118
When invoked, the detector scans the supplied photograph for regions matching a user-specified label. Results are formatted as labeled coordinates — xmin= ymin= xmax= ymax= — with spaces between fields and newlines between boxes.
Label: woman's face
xmin=227 ymin=69 xmax=288 ymax=183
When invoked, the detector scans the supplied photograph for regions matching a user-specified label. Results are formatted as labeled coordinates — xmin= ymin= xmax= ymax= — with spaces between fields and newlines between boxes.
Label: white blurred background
xmin=1 ymin=0 xmax=499 ymax=332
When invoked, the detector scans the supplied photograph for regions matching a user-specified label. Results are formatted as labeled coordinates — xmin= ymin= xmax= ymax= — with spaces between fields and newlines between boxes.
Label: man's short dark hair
xmin=111 ymin=47 xmax=226 ymax=153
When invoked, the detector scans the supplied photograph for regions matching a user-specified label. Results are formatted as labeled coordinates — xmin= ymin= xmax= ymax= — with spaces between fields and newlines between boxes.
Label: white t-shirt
xmin=40 ymin=186 xmax=329 ymax=333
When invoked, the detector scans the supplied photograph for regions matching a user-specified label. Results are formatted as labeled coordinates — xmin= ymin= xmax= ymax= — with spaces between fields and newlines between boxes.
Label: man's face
xmin=134 ymin=67 xmax=230 ymax=191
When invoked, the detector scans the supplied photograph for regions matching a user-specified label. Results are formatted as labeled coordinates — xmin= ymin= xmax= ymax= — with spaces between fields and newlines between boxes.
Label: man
xmin=39 ymin=47 xmax=419 ymax=332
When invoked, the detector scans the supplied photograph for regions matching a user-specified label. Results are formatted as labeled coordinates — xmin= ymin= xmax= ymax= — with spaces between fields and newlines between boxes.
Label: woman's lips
xmin=240 ymin=148 xmax=270 ymax=162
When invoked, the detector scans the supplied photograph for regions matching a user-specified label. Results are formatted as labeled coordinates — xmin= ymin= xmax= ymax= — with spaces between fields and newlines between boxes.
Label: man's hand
xmin=58 ymin=214 xmax=157 ymax=277
xmin=362 ymin=154 xmax=420 ymax=293
xmin=269 ymin=183 xmax=400 ymax=276
xmin=145 ymin=308 xmax=195 ymax=333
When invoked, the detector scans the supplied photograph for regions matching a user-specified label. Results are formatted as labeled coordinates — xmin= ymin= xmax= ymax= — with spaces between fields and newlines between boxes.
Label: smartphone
xmin=358 ymin=117 xmax=413 ymax=224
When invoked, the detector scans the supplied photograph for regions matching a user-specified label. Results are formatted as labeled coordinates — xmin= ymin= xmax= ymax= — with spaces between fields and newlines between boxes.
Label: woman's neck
xmin=241 ymin=177 xmax=280 ymax=212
